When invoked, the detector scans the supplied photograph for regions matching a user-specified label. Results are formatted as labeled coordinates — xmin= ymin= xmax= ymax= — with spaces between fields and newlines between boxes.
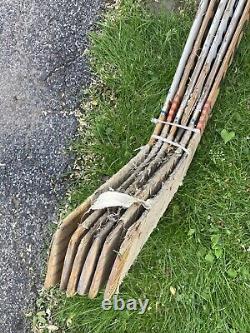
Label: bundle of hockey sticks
xmin=45 ymin=0 xmax=250 ymax=299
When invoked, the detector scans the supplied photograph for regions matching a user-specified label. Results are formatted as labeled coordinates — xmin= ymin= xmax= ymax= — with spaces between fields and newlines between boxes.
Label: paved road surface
xmin=0 ymin=1 xmax=102 ymax=332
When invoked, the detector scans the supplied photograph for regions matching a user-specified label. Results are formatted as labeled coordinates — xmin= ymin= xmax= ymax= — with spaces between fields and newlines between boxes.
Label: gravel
xmin=0 ymin=1 xmax=103 ymax=332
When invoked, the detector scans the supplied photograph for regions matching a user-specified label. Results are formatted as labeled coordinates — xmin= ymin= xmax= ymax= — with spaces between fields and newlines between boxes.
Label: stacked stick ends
xmin=44 ymin=0 xmax=250 ymax=299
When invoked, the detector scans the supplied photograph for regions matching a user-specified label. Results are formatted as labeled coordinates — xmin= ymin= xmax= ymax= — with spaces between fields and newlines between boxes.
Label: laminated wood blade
xmin=77 ymin=219 xmax=116 ymax=295
xmin=86 ymin=150 xmax=182 ymax=296
xmin=44 ymin=198 xmax=93 ymax=288
xmin=44 ymin=146 xmax=150 ymax=288
xmin=66 ymin=214 xmax=108 ymax=295
xmin=88 ymin=224 xmax=124 ymax=299
xmin=60 ymin=210 xmax=104 ymax=290
xmin=66 ymin=230 xmax=96 ymax=296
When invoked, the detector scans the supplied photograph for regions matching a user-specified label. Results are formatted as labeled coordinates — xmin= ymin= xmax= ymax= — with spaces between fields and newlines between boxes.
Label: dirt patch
xmin=146 ymin=0 xmax=182 ymax=13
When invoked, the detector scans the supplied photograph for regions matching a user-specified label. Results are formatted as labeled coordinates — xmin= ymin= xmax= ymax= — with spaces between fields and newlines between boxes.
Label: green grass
xmin=37 ymin=1 xmax=250 ymax=332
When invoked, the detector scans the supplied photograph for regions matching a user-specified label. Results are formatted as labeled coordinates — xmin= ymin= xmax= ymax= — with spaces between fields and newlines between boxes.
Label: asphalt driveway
xmin=0 ymin=1 xmax=103 ymax=332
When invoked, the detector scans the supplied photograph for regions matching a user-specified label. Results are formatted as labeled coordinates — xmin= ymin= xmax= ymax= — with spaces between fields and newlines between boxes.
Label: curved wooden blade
xmin=77 ymin=219 xmax=115 ymax=295
xmin=66 ymin=213 xmax=108 ymax=295
xmin=88 ymin=224 xmax=124 ymax=299
xmin=60 ymin=210 xmax=103 ymax=290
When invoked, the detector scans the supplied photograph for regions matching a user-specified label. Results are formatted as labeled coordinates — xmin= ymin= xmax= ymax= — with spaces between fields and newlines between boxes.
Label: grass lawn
xmin=34 ymin=1 xmax=250 ymax=332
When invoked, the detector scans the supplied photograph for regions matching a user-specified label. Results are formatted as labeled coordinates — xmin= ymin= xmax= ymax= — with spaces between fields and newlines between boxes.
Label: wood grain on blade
xmin=44 ymin=197 xmax=92 ymax=288
xmin=88 ymin=224 xmax=124 ymax=298
xmin=60 ymin=210 xmax=104 ymax=290
xmin=45 ymin=146 xmax=149 ymax=289
xmin=77 ymin=219 xmax=115 ymax=295
xmin=66 ymin=214 xmax=107 ymax=296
